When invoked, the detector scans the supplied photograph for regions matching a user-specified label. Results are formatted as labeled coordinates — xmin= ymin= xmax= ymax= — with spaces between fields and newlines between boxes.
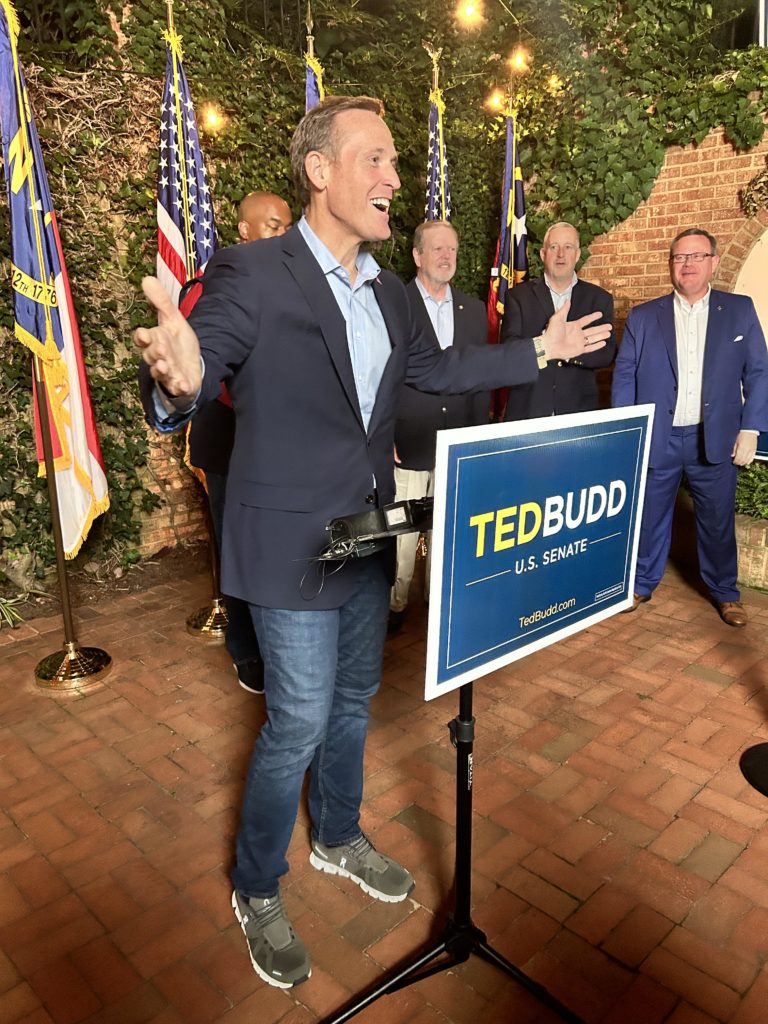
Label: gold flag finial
xmin=422 ymin=40 xmax=442 ymax=93
xmin=305 ymin=1 xmax=316 ymax=61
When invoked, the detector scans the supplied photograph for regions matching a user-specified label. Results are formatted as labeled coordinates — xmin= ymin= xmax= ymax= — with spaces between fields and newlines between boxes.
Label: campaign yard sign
xmin=425 ymin=407 xmax=654 ymax=700
xmin=756 ymin=433 xmax=768 ymax=462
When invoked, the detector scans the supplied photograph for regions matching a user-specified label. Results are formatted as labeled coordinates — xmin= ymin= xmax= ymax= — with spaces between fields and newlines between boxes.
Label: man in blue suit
xmin=612 ymin=227 xmax=768 ymax=627
xmin=135 ymin=95 xmax=611 ymax=989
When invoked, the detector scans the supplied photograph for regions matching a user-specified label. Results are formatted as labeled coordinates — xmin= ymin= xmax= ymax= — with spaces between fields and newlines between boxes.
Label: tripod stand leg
xmin=475 ymin=939 xmax=584 ymax=1024
xmin=319 ymin=682 xmax=585 ymax=1024
xmin=320 ymin=937 xmax=450 ymax=1024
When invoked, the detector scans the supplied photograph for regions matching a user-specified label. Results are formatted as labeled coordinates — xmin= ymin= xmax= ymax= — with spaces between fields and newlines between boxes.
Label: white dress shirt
xmin=673 ymin=287 xmax=710 ymax=427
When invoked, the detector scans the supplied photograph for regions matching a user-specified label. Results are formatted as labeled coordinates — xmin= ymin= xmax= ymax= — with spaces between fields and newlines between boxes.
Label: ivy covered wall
xmin=2 ymin=0 xmax=768 ymax=592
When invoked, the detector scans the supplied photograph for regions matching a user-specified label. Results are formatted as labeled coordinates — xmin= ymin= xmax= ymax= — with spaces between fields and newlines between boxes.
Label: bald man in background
xmin=237 ymin=191 xmax=293 ymax=242
xmin=188 ymin=191 xmax=293 ymax=693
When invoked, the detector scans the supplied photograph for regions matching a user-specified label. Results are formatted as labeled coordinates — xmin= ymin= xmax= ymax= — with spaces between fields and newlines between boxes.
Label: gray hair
xmin=413 ymin=220 xmax=458 ymax=252
xmin=542 ymin=221 xmax=580 ymax=249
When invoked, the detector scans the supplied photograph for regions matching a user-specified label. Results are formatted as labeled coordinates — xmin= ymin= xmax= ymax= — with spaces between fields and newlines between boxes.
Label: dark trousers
xmin=635 ymin=425 xmax=739 ymax=603
xmin=206 ymin=471 xmax=262 ymax=666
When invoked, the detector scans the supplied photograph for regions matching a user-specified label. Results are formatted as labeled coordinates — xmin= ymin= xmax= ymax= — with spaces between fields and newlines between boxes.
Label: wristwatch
xmin=532 ymin=334 xmax=548 ymax=370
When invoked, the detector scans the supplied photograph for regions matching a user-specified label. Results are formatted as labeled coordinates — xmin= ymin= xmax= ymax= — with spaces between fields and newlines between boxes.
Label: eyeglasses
xmin=669 ymin=252 xmax=715 ymax=264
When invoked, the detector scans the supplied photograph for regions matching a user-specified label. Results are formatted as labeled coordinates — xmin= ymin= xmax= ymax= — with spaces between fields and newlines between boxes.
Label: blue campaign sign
xmin=425 ymin=406 xmax=654 ymax=700
xmin=756 ymin=433 xmax=768 ymax=462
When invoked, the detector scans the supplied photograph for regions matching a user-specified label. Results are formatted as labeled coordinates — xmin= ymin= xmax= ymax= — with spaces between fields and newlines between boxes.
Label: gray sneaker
xmin=231 ymin=889 xmax=310 ymax=988
xmin=309 ymin=834 xmax=415 ymax=903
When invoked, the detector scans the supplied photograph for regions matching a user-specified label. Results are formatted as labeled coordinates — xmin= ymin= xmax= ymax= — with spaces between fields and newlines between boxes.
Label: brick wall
xmin=581 ymin=124 xmax=768 ymax=320
xmin=138 ymin=429 xmax=207 ymax=556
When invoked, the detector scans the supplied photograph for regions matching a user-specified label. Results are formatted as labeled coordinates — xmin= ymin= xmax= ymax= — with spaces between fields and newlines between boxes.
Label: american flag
xmin=0 ymin=0 xmax=109 ymax=558
xmin=156 ymin=28 xmax=216 ymax=304
xmin=305 ymin=53 xmax=324 ymax=111
xmin=425 ymin=86 xmax=451 ymax=221
xmin=486 ymin=113 xmax=528 ymax=342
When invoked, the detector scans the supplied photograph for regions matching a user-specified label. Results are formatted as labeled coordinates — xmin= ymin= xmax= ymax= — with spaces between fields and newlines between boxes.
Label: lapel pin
xmin=459 ymin=304 xmax=464 ymax=310
xmin=717 ymin=305 xmax=722 ymax=311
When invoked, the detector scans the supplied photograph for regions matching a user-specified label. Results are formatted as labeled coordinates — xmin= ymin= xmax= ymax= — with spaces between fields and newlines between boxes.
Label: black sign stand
xmin=319 ymin=682 xmax=585 ymax=1024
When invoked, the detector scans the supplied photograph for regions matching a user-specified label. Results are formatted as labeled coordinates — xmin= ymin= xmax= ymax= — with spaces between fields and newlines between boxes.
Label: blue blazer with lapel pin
xmin=612 ymin=289 xmax=768 ymax=467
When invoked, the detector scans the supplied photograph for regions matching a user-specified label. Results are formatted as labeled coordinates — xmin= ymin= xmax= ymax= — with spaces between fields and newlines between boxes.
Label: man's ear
xmin=305 ymin=150 xmax=329 ymax=192
xmin=412 ymin=247 xmax=422 ymax=269
xmin=238 ymin=221 xmax=250 ymax=242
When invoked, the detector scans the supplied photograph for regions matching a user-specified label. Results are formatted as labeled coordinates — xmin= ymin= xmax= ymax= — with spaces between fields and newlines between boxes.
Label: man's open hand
xmin=134 ymin=277 xmax=202 ymax=398
xmin=541 ymin=301 xmax=612 ymax=361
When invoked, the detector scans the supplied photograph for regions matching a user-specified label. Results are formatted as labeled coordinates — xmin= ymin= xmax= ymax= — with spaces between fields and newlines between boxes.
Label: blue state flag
xmin=0 ymin=0 xmax=109 ymax=557
xmin=305 ymin=54 xmax=324 ymax=112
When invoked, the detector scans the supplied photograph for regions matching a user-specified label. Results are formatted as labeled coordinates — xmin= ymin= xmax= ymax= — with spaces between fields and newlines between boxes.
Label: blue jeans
xmin=205 ymin=472 xmax=262 ymax=666
xmin=231 ymin=558 xmax=390 ymax=898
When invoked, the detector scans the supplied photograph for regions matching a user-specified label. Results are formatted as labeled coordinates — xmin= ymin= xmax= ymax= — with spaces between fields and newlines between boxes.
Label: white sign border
xmin=425 ymin=405 xmax=655 ymax=701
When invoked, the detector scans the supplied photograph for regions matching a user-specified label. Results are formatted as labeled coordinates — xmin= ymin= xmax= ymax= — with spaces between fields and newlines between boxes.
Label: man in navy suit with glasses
xmin=612 ymin=227 xmax=768 ymax=627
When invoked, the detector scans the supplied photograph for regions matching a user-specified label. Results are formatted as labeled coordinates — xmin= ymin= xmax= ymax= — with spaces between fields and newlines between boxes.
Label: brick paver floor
xmin=2 ymin=560 xmax=768 ymax=1023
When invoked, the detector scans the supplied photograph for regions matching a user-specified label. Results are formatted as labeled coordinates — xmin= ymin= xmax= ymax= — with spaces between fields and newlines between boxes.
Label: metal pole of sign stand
xmin=318 ymin=680 xmax=585 ymax=1024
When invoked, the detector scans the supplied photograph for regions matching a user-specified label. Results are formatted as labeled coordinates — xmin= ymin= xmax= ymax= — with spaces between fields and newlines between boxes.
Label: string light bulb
xmin=508 ymin=46 xmax=529 ymax=73
xmin=485 ymin=89 xmax=505 ymax=111
xmin=455 ymin=0 xmax=484 ymax=28
xmin=200 ymin=103 xmax=225 ymax=134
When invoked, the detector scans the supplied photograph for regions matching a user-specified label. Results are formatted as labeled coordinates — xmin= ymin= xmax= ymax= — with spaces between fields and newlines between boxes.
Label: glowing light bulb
xmin=456 ymin=0 xmax=484 ymax=28
xmin=200 ymin=103 xmax=224 ymax=133
xmin=508 ymin=47 xmax=529 ymax=73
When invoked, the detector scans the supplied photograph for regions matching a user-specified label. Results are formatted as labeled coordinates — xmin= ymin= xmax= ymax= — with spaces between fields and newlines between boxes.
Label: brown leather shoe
xmin=718 ymin=601 xmax=747 ymax=628
xmin=622 ymin=593 xmax=651 ymax=614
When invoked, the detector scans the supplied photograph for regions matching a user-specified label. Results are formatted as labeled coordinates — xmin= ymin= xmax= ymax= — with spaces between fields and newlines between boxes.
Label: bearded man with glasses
xmin=612 ymin=227 xmax=768 ymax=627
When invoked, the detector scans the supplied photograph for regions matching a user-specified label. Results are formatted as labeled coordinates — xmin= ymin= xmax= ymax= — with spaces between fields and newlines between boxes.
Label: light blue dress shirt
xmin=297 ymin=217 xmax=392 ymax=431
xmin=153 ymin=217 xmax=392 ymax=433
xmin=414 ymin=278 xmax=454 ymax=350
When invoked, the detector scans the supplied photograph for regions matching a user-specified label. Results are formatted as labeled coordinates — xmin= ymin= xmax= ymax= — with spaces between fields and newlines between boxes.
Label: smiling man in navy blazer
xmin=612 ymin=227 xmax=768 ymax=627
xmin=135 ymin=95 xmax=611 ymax=989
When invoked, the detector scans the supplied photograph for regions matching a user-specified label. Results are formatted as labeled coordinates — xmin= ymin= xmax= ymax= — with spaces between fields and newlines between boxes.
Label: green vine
xmin=1 ymin=0 xmax=768 ymax=592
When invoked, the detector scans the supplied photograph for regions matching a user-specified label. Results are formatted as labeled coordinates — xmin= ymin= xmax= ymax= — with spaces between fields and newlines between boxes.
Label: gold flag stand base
xmin=186 ymin=598 xmax=228 ymax=641
xmin=35 ymin=641 xmax=112 ymax=695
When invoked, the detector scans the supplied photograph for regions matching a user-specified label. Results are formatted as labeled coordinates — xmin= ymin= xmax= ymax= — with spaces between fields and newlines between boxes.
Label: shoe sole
xmin=237 ymin=679 xmax=265 ymax=694
xmin=309 ymin=851 xmax=414 ymax=903
xmin=230 ymin=891 xmax=311 ymax=988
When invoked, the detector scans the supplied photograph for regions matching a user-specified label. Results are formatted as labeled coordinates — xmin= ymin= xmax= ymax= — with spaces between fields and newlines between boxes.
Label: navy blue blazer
xmin=501 ymin=277 xmax=615 ymax=419
xmin=143 ymin=226 xmax=542 ymax=609
xmin=393 ymin=279 xmax=489 ymax=470
xmin=612 ymin=289 xmax=768 ymax=467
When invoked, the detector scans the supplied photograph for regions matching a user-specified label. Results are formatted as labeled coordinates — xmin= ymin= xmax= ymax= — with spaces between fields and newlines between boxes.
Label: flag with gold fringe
xmin=306 ymin=53 xmax=324 ymax=111
xmin=486 ymin=113 xmax=528 ymax=343
xmin=156 ymin=24 xmax=216 ymax=305
xmin=425 ymin=76 xmax=451 ymax=221
xmin=0 ymin=0 xmax=109 ymax=558
xmin=156 ymin=18 xmax=217 ymax=488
